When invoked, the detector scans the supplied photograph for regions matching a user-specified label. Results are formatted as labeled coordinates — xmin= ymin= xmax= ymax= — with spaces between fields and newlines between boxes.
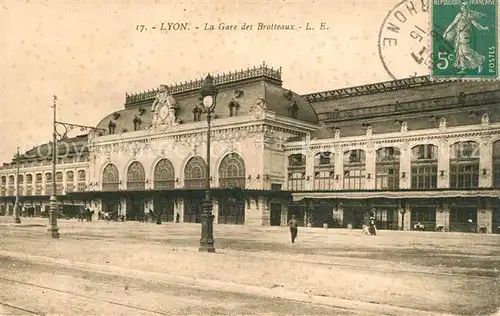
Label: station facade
xmin=1 ymin=63 xmax=500 ymax=233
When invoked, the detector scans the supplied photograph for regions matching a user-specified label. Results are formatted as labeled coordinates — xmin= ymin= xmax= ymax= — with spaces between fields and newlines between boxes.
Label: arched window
xmin=313 ymin=152 xmax=335 ymax=190
xmin=102 ymin=164 xmax=119 ymax=191
xmin=66 ymin=171 xmax=74 ymax=192
xmin=45 ymin=173 xmax=52 ymax=195
xmin=77 ymin=170 xmax=86 ymax=191
xmin=343 ymin=149 xmax=366 ymax=190
xmin=0 ymin=177 xmax=4 ymax=197
xmin=494 ymin=141 xmax=500 ymax=187
xmin=25 ymin=174 xmax=33 ymax=195
xmin=0 ymin=176 xmax=5 ymax=196
xmin=154 ymin=158 xmax=175 ymax=189
xmin=218 ymin=153 xmax=246 ymax=224
xmin=17 ymin=175 xmax=24 ymax=196
xmin=35 ymin=173 xmax=42 ymax=195
xmin=108 ymin=120 xmax=116 ymax=134
xmin=184 ymin=156 xmax=207 ymax=189
xmin=55 ymin=172 xmax=63 ymax=194
xmin=449 ymin=141 xmax=479 ymax=188
xmin=376 ymin=147 xmax=400 ymax=189
xmin=127 ymin=161 xmax=146 ymax=190
xmin=218 ymin=153 xmax=246 ymax=188
xmin=411 ymin=144 xmax=438 ymax=189
xmin=7 ymin=175 xmax=14 ymax=195
xmin=287 ymin=154 xmax=306 ymax=191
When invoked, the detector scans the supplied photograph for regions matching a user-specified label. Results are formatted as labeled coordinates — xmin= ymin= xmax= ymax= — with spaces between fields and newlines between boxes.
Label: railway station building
xmin=1 ymin=63 xmax=499 ymax=233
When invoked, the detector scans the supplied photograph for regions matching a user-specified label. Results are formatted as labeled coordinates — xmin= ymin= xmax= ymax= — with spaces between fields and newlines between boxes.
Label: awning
xmin=292 ymin=189 xmax=500 ymax=201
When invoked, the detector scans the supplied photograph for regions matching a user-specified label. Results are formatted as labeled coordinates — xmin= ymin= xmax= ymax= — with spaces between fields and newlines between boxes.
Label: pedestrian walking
xmin=288 ymin=214 xmax=299 ymax=243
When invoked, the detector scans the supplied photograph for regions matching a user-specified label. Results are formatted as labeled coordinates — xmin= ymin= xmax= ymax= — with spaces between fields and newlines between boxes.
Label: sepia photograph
xmin=0 ymin=0 xmax=499 ymax=315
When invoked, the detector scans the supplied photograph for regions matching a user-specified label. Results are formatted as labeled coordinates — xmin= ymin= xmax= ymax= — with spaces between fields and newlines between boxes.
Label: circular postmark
xmin=378 ymin=0 xmax=431 ymax=79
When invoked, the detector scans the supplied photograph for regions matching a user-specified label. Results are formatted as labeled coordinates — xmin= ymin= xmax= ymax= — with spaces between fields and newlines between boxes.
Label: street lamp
xmin=199 ymin=74 xmax=218 ymax=253
xmin=49 ymin=95 xmax=105 ymax=239
xmin=13 ymin=147 xmax=21 ymax=224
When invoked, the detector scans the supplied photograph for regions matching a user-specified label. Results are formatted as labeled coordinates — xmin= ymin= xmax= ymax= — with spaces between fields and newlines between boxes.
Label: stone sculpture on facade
xmin=249 ymin=97 xmax=268 ymax=119
xmin=151 ymin=85 xmax=179 ymax=132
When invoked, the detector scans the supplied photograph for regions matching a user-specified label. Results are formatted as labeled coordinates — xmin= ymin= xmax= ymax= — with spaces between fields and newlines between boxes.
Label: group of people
xmin=287 ymin=212 xmax=378 ymax=243
xmin=78 ymin=207 xmax=94 ymax=222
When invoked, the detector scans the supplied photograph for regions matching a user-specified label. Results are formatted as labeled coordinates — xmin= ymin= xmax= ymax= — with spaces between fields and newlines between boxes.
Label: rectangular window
xmin=449 ymin=161 xmax=479 ymax=189
xmin=343 ymin=168 xmax=366 ymax=190
xmin=411 ymin=165 xmax=437 ymax=189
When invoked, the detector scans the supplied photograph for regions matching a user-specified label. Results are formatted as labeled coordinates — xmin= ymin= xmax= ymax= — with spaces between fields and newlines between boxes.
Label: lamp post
xmin=199 ymin=74 xmax=218 ymax=253
xmin=13 ymin=147 xmax=21 ymax=224
xmin=49 ymin=95 xmax=105 ymax=238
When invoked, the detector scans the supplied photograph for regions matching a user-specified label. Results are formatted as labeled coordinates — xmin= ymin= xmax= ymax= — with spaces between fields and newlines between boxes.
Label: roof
xmin=19 ymin=134 xmax=89 ymax=162
xmin=96 ymin=68 xmax=318 ymax=134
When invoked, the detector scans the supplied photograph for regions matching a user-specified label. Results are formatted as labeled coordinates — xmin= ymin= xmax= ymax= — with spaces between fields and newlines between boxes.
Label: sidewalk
xmin=1 ymin=220 xmax=495 ymax=315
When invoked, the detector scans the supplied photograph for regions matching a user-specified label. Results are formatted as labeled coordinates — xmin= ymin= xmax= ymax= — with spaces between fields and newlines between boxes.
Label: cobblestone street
xmin=1 ymin=218 xmax=500 ymax=315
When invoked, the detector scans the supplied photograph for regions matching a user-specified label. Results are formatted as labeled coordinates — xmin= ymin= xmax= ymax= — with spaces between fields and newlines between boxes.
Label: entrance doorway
xmin=449 ymin=205 xmax=477 ymax=232
xmin=218 ymin=198 xmax=245 ymax=225
xmin=410 ymin=206 xmax=436 ymax=231
xmin=270 ymin=203 xmax=281 ymax=226
xmin=154 ymin=197 xmax=175 ymax=222
xmin=126 ymin=198 xmax=145 ymax=221
xmin=184 ymin=197 xmax=203 ymax=223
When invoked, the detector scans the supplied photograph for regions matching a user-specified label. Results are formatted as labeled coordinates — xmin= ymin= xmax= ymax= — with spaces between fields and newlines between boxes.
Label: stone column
xmin=365 ymin=145 xmax=376 ymax=190
xmin=437 ymin=138 xmax=449 ymax=188
xmin=399 ymin=142 xmax=411 ymax=189
xmin=334 ymin=148 xmax=343 ymax=190
xmin=479 ymin=138 xmax=493 ymax=188
xmin=477 ymin=199 xmax=492 ymax=233
xmin=261 ymin=197 xmax=270 ymax=226
xmin=435 ymin=200 xmax=450 ymax=232
xmin=212 ymin=200 xmax=219 ymax=225
xmin=305 ymin=152 xmax=314 ymax=190
xmin=397 ymin=200 xmax=410 ymax=231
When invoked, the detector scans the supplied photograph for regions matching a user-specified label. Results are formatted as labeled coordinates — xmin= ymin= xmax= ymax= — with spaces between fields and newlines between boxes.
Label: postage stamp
xmin=431 ymin=0 xmax=498 ymax=79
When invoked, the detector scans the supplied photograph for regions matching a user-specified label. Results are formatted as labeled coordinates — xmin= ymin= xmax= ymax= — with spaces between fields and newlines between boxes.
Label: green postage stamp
xmin=432 ymin=0 xmax=498 ymax=79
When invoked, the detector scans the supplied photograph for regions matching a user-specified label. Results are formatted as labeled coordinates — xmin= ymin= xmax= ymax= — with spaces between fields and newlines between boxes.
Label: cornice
xmin=285 ymin=124 xmax=500 ymax=152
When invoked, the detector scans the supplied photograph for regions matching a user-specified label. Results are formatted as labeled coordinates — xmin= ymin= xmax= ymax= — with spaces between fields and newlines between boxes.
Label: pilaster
xmin=435 ymin=201 xmax=450 ymax=232
xmin=437 ymin=138 xmax=449 ymax=188
xmin=399 ymin=142 xmax=411 ymax=189
xmin=479 ymin=138 xmax=493 ymax=187
xmin=365 ymin=144 xmax=376 ymax=190
xmin=334 ymin=147 xmax=343 ymax=190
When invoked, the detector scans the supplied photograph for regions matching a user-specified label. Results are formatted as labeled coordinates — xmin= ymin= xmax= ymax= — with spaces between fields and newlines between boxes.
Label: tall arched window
xmin=7 ymin=175 xmax=14 ymax=195
xmin=56 ymin=172 xmax=63 ymax=194
xmin=102 ymin=164 xmax=119 ymax=191
xmin=45 ymin=172 xmax=52 ymax=195
xmin=35 ymin=173 xmax=42 ymax=195
xmin=184 ymin=156 xmax=207 ymax=189
xmin=0 ymin=176 xmax=5 ymax=196
xmin=376 ymin=147 xmax=400 ymax=189
xmin=449 ymin=141 xmax=480 ymax=188
xmin=287 ymin=154 xmax=306 ymax=191
xmin=127 ymin=162 xmax=146 ymax=190
xmin=17 ymin=175 xmax=24 ymax=196
xmin=77 ymin=170 xmax=86 ymax=191
xmin=411 ymin=144 xmax=438 ymax=189
xmin=314 ymin=152 xmax=335 ymax=190
xmin=154 ymin=158 xmax=175 ymax=189
xmin=343 ymin=149 xmax=366 ymax=190
xmin=494 ymin=141 xmax=500 ymax=187
xmin=26 ymin=174 xmax=33 ymax=195
xmin=218 ymin=153 xmax=246 ymax=188
xmin=66 ymin=171 xmax=74 ymax=192
xmin=218 ymin=153 xmax=246 ymax=224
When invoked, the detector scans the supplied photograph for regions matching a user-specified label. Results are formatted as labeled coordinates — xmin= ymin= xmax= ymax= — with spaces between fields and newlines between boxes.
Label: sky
xmin=0 ymin=0 xmax=430 ymax=163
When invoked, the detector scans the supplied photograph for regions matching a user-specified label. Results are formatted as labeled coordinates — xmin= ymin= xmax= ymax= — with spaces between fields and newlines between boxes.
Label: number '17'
xmin=136 ymin=25 xmax=145 ymax=32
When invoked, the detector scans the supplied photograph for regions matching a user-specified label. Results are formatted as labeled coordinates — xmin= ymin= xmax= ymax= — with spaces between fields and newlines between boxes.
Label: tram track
xmin=0 ymin=301 xmax=43 ymax=315
xmin=0 ymin=276 xmax=172 ymax=316
xmin=5 ymin=229 xmax=500 ymax=281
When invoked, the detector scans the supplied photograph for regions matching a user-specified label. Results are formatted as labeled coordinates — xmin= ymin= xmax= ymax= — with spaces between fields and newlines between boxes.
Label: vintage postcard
xmin=1 ymin=0 xmax=499 ymax=315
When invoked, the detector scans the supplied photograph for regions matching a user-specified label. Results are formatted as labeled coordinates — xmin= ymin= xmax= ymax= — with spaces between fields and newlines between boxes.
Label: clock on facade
xmin=159 ymin=105 xmax=169 ymax=120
